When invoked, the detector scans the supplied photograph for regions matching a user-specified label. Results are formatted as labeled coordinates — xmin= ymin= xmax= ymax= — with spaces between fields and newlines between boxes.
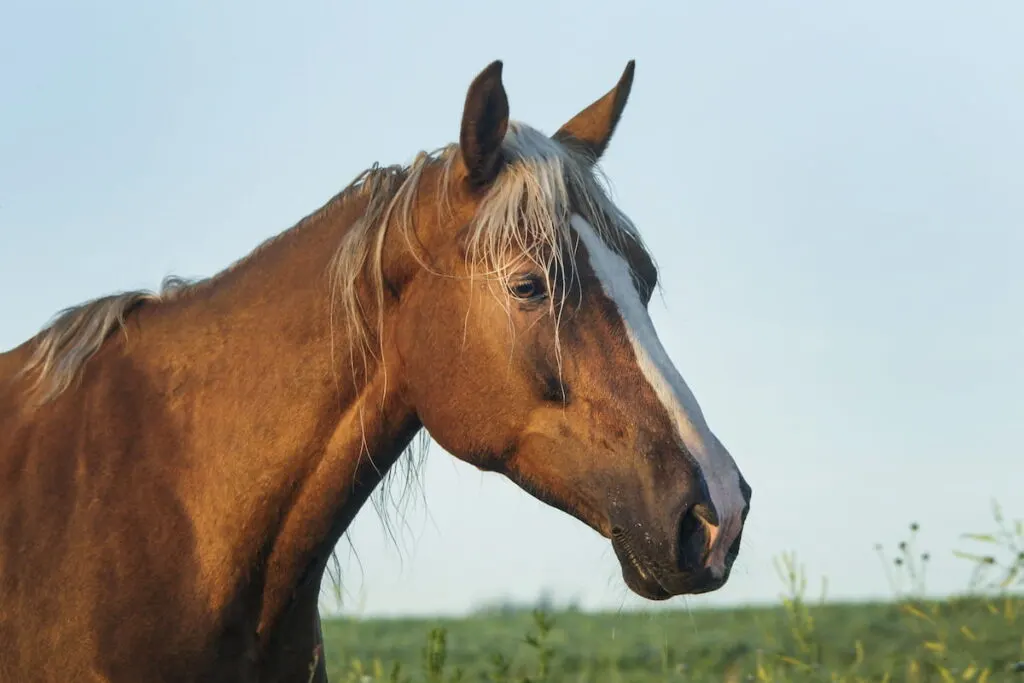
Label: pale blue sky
xmin=2 ymin=1 xmax=1021 ymax=618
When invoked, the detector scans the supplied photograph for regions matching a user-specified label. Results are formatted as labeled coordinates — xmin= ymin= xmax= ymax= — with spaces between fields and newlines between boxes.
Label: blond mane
xmin=18 ymin=276 xmax=198 ymax=403
xmin=328 ymin=121 xmax=652 ymax=376
xmin=18 ymin=122 xmax=653 ymax=405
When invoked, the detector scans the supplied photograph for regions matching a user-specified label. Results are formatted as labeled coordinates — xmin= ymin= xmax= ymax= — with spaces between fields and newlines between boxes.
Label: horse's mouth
xmin=611 ymin=531 xmax=735 ymax=600
xmin=618 ymin=551 xmax=674 ymax=600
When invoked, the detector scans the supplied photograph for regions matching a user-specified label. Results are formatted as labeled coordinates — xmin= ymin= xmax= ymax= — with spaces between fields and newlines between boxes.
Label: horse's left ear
xmin=460 ymin=60 xmax=510 ymax=191
xmin=553 ymin=60 xmax=635 ymax=162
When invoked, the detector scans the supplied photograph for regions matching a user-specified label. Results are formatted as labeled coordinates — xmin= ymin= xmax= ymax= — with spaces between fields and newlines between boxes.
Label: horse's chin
xmin=619 ymin=561 xmax=674 ymax=601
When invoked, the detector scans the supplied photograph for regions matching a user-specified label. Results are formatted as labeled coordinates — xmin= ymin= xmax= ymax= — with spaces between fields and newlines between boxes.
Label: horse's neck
xmin=132 ymin=197 xmax=419 ymax=631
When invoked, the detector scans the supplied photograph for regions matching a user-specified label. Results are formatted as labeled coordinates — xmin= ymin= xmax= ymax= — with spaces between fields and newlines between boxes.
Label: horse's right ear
xmin=459 ymin=60 xmax=509 ymax=191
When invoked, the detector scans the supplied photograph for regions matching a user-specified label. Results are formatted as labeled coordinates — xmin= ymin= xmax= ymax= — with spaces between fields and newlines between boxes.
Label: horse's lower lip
xmin=614 ymin=542 xmax=674 ymax=599
xmin=615 ymin=539 xmax=730 ymax=599
xmin=622 ymin=563 xmax=672 ymax=600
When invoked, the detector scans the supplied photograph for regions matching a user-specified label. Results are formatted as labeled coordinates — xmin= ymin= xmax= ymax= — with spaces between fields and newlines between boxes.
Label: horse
xmin=0 ymin=60 xmax=751 ymax=682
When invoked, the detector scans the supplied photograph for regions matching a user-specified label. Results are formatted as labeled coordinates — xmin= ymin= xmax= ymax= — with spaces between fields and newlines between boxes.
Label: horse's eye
xmin=509 ymin=276 xmax=546 ymax=302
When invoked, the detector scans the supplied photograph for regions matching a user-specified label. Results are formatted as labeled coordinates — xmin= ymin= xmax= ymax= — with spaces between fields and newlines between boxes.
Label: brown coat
xmin=0 ymin=60 xmax=750 ymax=682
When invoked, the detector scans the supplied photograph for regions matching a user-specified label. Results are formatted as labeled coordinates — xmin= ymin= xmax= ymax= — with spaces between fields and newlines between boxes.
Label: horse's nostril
xmin=676 ymin=506 xmax=710 ymax=573
xmin=692 ymin=502 xmax=719 ymax=527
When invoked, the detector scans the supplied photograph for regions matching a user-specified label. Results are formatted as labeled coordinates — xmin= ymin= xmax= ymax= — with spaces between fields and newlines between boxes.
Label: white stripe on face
xmin=570 ymin=214 xmax=746 ymax=574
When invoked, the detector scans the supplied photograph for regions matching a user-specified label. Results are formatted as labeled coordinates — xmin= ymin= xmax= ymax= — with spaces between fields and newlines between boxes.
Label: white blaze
xmin=570 ymin=214 xmax=746 ymax=574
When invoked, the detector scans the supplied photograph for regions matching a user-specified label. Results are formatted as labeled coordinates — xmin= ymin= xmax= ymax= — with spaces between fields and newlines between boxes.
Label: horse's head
xmin=371 ymin=61 xmax=751 ymax=599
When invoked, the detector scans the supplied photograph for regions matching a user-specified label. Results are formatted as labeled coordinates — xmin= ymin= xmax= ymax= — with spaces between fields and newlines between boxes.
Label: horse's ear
xmin=460 ymin=60 xmax=510 ymax=191
xmin=553 ymin=60 xmax=635 ymax=163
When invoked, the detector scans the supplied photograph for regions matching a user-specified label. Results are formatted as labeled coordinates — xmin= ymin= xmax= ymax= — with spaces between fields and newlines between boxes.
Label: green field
xmin=320 ymin=509 xmax=1023 ymax=682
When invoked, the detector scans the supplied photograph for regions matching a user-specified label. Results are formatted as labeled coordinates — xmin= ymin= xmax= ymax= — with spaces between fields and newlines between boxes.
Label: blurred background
xmin=2 ymin=0 xmax=1021 ymax=629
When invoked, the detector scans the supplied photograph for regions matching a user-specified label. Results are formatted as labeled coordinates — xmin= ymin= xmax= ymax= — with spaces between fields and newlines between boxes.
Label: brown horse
xmin=0 ymin=60 xmax=751 ymax=681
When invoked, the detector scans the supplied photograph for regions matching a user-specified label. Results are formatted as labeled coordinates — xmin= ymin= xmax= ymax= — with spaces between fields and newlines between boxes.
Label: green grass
xmin=320 ymin=502 xmax=1023 ymax=682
